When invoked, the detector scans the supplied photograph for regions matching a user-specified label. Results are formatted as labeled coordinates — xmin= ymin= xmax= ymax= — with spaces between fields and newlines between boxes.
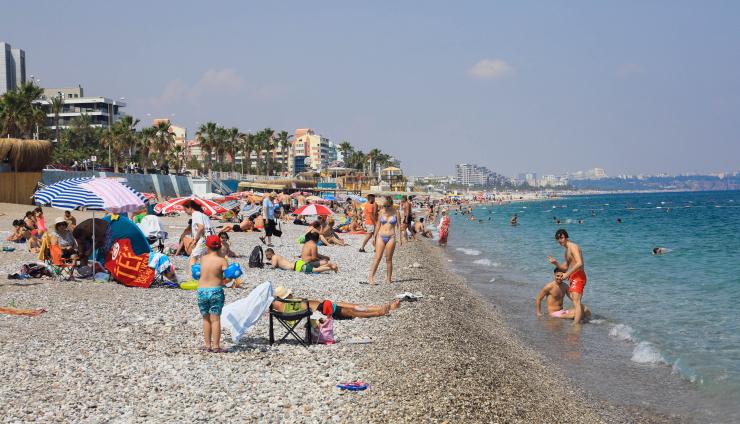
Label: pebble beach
xmin=0 ymin=203 xmax=669 ymax=423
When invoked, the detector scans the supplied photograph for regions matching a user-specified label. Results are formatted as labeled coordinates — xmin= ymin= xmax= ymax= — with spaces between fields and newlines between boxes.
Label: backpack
xmin=248 ymin=246 xmax=264 ymax=268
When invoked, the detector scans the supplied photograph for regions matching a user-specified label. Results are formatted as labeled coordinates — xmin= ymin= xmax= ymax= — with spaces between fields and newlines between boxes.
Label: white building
xmin=456 ymin=163 xmax=495 ymax=186
xmin=35 ymin=86 xmax=126 ymax=129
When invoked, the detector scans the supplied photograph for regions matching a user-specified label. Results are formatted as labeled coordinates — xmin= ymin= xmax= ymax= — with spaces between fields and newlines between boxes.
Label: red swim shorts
xmin=569 ymin=269 xmax=587 ymax=295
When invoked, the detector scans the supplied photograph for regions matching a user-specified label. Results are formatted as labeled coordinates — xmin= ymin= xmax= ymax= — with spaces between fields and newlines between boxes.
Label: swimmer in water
xmin=578 ymin=219 xmax=583 ymax=224
xmin=510 ymin=214 xmax=518 ymax=226
xmin=616 ymin=218 xmax=622 ymax=224
xmin=535 ymin=268 xmax=591 ymax=320
xmin=652 ymin=247 xmax=668 ymax=255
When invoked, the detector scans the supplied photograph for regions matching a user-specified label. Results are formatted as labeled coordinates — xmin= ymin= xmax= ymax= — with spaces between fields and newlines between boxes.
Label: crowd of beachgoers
xmin=0 ymin=191 xmax=669 ymax=422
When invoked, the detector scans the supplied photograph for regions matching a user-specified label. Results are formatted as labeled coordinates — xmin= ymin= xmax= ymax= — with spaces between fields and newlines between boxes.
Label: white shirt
xmin=191 ymin=211 xmax=212 ymax=239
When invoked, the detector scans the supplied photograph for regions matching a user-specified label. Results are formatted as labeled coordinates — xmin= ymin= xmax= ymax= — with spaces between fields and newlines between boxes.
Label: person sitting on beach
xmin=33 ymin=207 xmax=47 ymax=236
xmin=7 ymin=220 xmax=30 ymax=243
xmin=254 ymin=214 xmax=265 ymax=230
xmin=64 ymin=210 xmax=77 ymax=229
xmin=320 ymin=217 xmax=347 ymax=246
xmin=535 ymin=269 xmax=591 ymax=320
xmin=174 ymin=219 xmax=193 ymax=256
xmin=300 ymin=231 xmax=333 ymax=269
xmin=271 ymin=287 xmax=400 ymax=319
xmin=197 ymin=235 xmax=228 ymax=353
xmin=414 ymin=217 xmax=434 ymax=238
xmin=49 ymin=217 xmax=79 ymax=260
xmin=264 ymin=248 xmax=338 ymax=273
xmin=218 ymin=233 xmax=240 ymax=258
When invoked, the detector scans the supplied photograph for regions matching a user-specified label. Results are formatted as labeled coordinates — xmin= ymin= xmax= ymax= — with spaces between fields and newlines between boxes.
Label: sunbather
xmin=301 ymin=230 xmax=333 ymax=267
xmin=218 ymin=216 xmax=256 ymax=233
xmin=272 ymin=287 xmax=400 ymax=318
xmin=218 ymin=233 xmax=240 ymax=258
xmin=320 ymin=217 xmax=347 ymax=246
xmin=265 ymin=248 xmax=338 ymax=273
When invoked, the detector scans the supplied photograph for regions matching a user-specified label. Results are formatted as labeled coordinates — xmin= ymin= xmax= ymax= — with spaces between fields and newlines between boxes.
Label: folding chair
xmin=268 ymin=297 xmax=312 ymax=347
xmin=48 ymin=243 xmax=77 ymax=281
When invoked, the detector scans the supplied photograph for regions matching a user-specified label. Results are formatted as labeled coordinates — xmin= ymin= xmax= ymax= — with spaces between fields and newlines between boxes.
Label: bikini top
xmin=380 ymin=215 xmax=397 ymax=225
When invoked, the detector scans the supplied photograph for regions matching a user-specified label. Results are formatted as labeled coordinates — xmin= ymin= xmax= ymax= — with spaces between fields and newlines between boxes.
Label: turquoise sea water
xmin=443 ymin=190 xmax=740 ymax=422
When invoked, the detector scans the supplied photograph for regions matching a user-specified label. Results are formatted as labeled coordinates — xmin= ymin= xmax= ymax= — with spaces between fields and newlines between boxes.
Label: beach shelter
xmin=322 ymin=193 xmax=337 ymax=201
xmin=157 ymin=195 xmax=227 ymax=217
xmin=293 ymin=204 xmax=332 ymax=216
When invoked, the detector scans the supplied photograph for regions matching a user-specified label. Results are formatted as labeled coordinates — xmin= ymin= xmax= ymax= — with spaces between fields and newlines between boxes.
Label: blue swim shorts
xmin=197 ymin=287 xmax=225 ymax=317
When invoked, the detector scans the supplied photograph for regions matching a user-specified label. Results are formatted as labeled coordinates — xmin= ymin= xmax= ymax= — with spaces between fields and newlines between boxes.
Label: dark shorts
xmin=232 ymin=224 xmax=243 ymax=232
xmin=404 ymin=214 xmax=412 ymax=225
xmin=265 ymin=219 xmax=277 ymax=236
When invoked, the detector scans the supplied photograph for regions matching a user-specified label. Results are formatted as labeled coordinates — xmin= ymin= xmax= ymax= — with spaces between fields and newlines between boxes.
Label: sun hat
xmin=54 ymin=217 xmax=67 ymax=226
xmin=205 ymin=234 xmax=221 ymax=249
xmin=274 ymin=286 xmax=292 ymax=299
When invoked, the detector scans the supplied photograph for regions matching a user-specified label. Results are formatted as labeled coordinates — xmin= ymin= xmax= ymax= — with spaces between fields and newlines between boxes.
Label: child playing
xmin=197 ymin=235 xmax=228 ymax=353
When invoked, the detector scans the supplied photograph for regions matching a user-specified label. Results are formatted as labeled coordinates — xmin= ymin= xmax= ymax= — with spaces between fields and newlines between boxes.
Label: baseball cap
xmin=205 ymin=234 xmax=222 ymax=249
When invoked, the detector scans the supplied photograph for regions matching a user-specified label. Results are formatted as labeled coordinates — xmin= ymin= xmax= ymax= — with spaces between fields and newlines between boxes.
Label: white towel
xmin=221 ymin=281 xmax=274 ymax=343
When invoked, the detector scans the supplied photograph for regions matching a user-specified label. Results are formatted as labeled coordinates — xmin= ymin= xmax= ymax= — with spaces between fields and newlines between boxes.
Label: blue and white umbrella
xmin=34 ymin=177 xmax=146 ymax=211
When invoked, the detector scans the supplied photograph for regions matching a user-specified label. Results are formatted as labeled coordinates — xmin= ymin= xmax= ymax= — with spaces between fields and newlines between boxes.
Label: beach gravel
xmin=0 ymin=203 xmax=669 ymax=422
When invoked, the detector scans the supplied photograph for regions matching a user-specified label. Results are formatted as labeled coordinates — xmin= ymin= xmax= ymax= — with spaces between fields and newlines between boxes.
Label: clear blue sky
xmin=3 ymin=1 xmax=739 ymax=176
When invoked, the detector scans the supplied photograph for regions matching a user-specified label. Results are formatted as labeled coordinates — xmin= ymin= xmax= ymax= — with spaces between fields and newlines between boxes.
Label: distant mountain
xmin=570 ymin=175 xmax=740 ymax=191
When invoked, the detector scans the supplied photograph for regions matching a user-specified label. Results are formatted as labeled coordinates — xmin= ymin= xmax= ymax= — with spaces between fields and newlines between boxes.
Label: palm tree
xmin=50 ymin=95 xmax=64 ymax=143
xmin=137 ymin=127 xmax=157 ymax=174
xmin=338 ymin=141 xmax=353 ymax=166
xmin=196 ymin=122 xmax=218 ymax=177
xmin=0 ymin=82 xmax=45 ymax=138
xmin=212 ymin=126 xmax=229 ymax=173
xmin=222 ymin=127 xmax=239 ymax=172
xmin=366 ymin=148 xmax=382 ymax=177
xmin=241 ymin=132 xmax=255 ymax=174
xmin=101 ymin=115 xmax=139 ymax=173
xmin=153 ymin=121 xmax=175 ymax=168
xmin=276 ymin=130 xmax=290 ymax=175
xmin=261 ymin=128 xmax=275 ymax=176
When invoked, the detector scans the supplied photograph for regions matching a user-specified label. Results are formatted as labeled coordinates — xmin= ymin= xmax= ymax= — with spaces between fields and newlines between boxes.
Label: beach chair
xmin=268 ymin=297 xmax=312 ymax=347
xmin=47 ymin=241 xmax=77 ymax=281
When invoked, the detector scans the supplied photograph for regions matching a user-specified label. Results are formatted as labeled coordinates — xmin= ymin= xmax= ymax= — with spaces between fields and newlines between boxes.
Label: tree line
xmin=0 ymin=82 xmax=399 ymax=177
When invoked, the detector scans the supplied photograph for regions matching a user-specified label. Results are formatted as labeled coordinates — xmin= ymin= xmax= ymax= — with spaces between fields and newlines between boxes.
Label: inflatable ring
xmin=179 ymin=280 xmax=198 ymax=291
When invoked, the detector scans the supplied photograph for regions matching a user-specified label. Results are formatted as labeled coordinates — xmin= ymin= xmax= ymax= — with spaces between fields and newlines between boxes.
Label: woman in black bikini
xmin=369 ymin=196 xmax=400 ymax=285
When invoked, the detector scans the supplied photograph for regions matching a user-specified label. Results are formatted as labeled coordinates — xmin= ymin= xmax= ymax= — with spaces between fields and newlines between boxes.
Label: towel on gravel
xmin=0 ymin=307 xmax=47 ymax=317
xmin=221 ymin=281 xmax=274 ymax=343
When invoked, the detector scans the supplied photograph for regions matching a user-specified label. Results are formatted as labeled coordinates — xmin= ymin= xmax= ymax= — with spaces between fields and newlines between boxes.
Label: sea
xmin=442 ymin=190 xmax=740 ymax=423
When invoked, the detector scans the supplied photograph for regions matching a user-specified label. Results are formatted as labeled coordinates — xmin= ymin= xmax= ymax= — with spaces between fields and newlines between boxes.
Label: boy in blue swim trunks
xmin=198 ymin=235 xmax=228 ymax=352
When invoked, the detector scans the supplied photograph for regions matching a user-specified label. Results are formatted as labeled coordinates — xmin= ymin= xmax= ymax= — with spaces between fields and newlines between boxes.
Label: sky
xmin=3 ymin=1 xmax=739 ymax=176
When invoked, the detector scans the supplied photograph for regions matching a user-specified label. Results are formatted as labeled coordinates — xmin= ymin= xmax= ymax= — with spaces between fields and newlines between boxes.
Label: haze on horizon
xmin=3 ymin=1 xmax=739 ymax=177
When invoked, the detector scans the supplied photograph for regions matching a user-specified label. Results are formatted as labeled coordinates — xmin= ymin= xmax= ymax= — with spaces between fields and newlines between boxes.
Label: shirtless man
xmin=301 ymin=231 xmax=332 ymax=268
xmin=399 ymin=196 xmax=412 ymax=244
xmin=414 ymin=218 xmax=434 ymax=238
xmin=265 ymin=248 xmax=338 ymax=273
xmin=548 ymin=229 xmax=588 ymax=324
xmin=197 ymin=235 xmax=228 ymax=352
xmin=535 ymin=269 xmax=591 ymax=320
xmin=271 ymin=287 xmax=400 ymax=318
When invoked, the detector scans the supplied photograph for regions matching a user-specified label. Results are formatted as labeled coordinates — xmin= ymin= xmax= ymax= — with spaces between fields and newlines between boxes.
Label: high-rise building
xmin=290 ymin=128 xmax=334 ymax=173
xmin=1 ymin=41 xmax=26 ymax=94
xmin=456 ymin=163 xmax=495 ymax=186
xmin=35 ymin=86 xmax=126 ymax=129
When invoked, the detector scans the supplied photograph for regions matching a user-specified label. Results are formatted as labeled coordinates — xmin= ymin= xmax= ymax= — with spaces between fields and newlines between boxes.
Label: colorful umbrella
xmin=34 ymin=177 xmax=146 ymax=213
xmin=157 ymin=195 xmax=227 ymax=216
xmin=294 ymin=204 xmax=333 ymax=216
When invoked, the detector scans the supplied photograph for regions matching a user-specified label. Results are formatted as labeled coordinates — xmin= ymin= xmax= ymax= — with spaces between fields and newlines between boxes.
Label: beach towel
xmin=221 ymin=281 xmax=274 ymax=343
xmin=138 ymin=215 xmax=167 ymax=240
xmin=0 ymin=307 xmax=47 ymax=317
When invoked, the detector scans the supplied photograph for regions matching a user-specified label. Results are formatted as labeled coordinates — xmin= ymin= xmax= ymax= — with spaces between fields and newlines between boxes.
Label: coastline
xmin=0 ymin=203 xmax=664 ymax=422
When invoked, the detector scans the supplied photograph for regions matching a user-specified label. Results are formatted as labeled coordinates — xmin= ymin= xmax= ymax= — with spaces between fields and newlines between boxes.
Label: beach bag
xmin=21 ymin=263 xmax=51 ymax=278
xmin=272 ymin=222 xmax=283 ymax=238
xmin=248 ymin=246 xmax=264 ymax=268
xmin=311 ymin=317 xmax=335 ymax=344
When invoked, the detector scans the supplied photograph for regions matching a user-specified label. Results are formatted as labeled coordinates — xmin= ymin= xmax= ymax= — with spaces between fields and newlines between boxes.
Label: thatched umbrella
xmin=0 ymin=138 xmax=52 ymax=171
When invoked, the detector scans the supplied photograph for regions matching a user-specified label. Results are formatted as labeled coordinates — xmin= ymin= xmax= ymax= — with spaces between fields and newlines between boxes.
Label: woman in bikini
xmin=369 ymin=196 xmax=400 ymax=285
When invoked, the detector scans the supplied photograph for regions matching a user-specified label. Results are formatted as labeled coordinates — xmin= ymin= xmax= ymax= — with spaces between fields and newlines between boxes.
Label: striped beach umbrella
xmin=33 ymin=177 xmax=146 ymax=213
xmin=293 ymin=204 xmax=333 ymax=216
xmin=157 ymin=195 xmax=228 ymax=216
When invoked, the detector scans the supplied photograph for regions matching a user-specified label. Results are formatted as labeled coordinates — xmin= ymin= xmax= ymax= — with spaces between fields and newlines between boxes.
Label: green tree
xmin=137 ymin=127 xmax=157 ymax=174
xmin=224 ymin=127 xmax=241 ymax=172
xmin=338 ymin=141 xmax=354 ymax=166
xmin=101 ymin=115 xmax=139 ymax=173
xmin=153 ymin=121 xmax=175 ymax=168
xmin=241 ymin=132 xmax=255 ymax=174
xmin=0 ymin=82 xmax=45 ymax=138
xmin=196 ymin=122 xmax=218 ymax=177
xmin=366 ymin=148 xmax=382 ymax=177
xmin=50 ymin=95 xmax=64 ymax=143
xmin=276 ymin=130 xmax=290 ymax=175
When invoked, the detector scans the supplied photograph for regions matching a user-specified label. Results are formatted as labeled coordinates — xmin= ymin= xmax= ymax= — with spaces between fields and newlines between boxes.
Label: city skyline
xmin=2 ymin=1 xmax=739 ymax=176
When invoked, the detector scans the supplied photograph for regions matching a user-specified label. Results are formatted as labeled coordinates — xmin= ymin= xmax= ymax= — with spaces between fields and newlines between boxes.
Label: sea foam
xmin=473 ymin=259 xmax=492 ymax=266
xmin=456 ymin=248 xmax=481 ymax=256
xmin=631 ymin=341 xmax=665 ymax=364
xmin=609 ymin=324 xmax=634 ymax=341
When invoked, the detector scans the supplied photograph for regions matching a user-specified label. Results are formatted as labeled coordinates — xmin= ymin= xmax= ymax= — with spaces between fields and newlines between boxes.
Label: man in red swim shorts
xmin=548 ymin=229 xmax=588 ymax=324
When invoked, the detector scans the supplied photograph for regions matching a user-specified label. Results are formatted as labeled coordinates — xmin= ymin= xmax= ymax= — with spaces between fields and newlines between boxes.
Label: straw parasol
xmin=0 ymin=139 xmax=52 ymax=171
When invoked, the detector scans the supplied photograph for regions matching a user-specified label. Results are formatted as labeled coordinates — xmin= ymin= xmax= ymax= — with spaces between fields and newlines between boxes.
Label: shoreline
xmin=0 ymin=202 xmax=664 ymax=422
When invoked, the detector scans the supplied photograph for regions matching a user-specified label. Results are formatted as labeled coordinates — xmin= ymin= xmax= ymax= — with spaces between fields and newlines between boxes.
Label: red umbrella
xmin=294 ymin=204 xmax=333 ymax=216
xmin=157 ymin=195 xmax=227 ymax=216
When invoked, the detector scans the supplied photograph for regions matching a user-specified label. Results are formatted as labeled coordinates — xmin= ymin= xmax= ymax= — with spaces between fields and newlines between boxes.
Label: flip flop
xmin=337 ymin=381 xmax=369 ymax=391
xmin=259 ymin=236 xmax=266 ymax=245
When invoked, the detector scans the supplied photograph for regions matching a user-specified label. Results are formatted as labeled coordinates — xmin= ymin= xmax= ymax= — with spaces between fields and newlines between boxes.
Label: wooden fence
xmin=0 ymin=172 xmax=41 ymax=204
